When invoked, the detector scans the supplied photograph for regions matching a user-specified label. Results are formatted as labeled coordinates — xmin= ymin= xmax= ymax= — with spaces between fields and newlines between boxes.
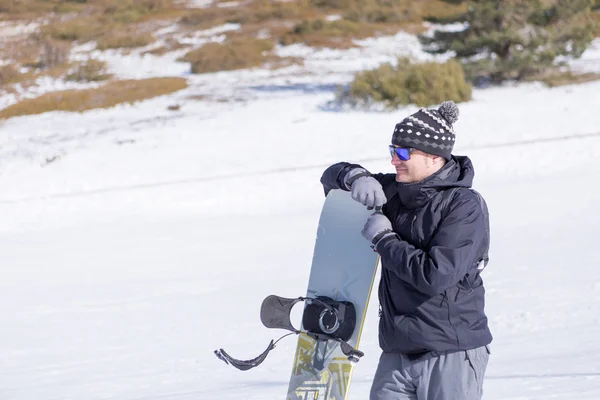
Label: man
xmin=320 ymin=101 xmax=492 ymax=400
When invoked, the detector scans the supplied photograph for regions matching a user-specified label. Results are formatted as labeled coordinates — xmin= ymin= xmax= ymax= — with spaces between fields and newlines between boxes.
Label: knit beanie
xmin=391 ymin=101 xmax=459 ymax=160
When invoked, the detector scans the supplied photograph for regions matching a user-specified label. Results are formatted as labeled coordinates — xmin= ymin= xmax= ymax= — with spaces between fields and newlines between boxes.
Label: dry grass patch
xmin=96 ymin=32 xmax=155 ymax=50
xmin=38 ymin=63 xmax=73 ymax=80
xmin=0 ymin=65 xmax=22 ymax=86
xmin=237 ymin=0 xmax=317 ymax=24
xmin=1 ymin=35 xmax=71 ymax=69
xmin=95 ymin=0 xmax=181 ymax=23
xmin=179 ymin=0 xmax=317 ymax=32
xmin=416 ymin=0 xmax=470 ymax=23
xmin=534 ymin=71 xmax=600 ymax=87
xmin=0 ymin=37 xmax=42 ymax=67
xmin=0 ymin=77 xmax=188 ymax=119
xmin=309 ymin=0 xmax=466 ymax=24
xmin=1 ymin=0 xmax=181 ymax=21
xmin=181 ymin=38 xmax=276 ymax=73
xmin=281 ymin=18 xmax=375 ymax=48
xmin=41 ymin=16 xmax=107 ymax=42
xmin=0 ymin=0 xmax=84 ymax=17
xmin=65 ymin=59 xmax=112 ymax=82
xmin=38 ymin=1 xmax=182 ymax=44
xmin=274 ymin=0 xmax=465 ymax=48
xmin=179 ymin=7 xmax=242 ymax=28
xmin=36 ymin=37 xmax=72 ymax=68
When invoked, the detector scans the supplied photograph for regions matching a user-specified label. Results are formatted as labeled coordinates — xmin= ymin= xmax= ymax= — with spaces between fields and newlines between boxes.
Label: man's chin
xmin=395 ymin=173 xmax=410 ymax=183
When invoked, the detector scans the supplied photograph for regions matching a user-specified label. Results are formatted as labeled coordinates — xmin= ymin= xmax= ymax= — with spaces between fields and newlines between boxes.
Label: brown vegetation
xmin=0 ymin=77 xmax=188 ymax=119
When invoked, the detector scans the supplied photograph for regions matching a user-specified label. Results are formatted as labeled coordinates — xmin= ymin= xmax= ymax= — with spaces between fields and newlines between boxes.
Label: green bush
xmin=338 ymin=58 xmax=472 ymax=109
xmin=181 ymin=38 xmax=275 ymax=74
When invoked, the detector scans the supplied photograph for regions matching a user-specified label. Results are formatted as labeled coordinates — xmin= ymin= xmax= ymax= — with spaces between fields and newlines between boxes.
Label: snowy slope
xmin=1 ymin=27 xmax=600 ymax=400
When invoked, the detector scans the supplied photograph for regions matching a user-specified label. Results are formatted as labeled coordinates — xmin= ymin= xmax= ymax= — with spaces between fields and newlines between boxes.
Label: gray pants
xmin=370 ymin=346 xmax=490 ymax=400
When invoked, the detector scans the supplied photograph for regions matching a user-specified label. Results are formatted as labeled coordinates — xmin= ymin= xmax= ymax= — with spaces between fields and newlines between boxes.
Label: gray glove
xmin=361 ymin=212 xmax=396 ymax=250
xmin=344 ymin=168 xmax=387 ymax=210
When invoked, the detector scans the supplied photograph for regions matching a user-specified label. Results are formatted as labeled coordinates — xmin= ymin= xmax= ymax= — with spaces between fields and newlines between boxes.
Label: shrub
xmin=0 ymin=77 xmax=188 ymax=119
xmin=182 ymin=38 xmax=275 ymax=73
xmin=65 ymin=59 xmax=112 ymax=82
xmin=96 ymin=32 xmax=155 ymax=50
xmin=337 ymin=58 xmax=472 ymax=109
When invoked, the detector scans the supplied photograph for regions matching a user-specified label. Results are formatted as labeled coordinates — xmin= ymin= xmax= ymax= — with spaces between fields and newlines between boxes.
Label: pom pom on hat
xmin=438 ymin=101 xmax=459 ymax=125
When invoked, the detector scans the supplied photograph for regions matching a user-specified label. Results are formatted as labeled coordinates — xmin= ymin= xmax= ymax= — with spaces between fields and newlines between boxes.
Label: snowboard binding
xmin=214 ymin=294 xmax=364 ymax=371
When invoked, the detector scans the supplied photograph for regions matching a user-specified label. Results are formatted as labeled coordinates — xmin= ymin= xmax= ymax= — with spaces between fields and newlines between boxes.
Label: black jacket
xmin=320 ymin=156 xmax=493 ymax=355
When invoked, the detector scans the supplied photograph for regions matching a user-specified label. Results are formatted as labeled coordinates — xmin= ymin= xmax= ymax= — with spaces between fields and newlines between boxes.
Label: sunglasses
xmin=388 ymin=145 xmax=414 ymax=161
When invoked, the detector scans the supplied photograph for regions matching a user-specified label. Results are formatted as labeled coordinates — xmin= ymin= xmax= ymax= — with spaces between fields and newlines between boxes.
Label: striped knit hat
xmin=391 ymin=101 xmax=459 ymax=160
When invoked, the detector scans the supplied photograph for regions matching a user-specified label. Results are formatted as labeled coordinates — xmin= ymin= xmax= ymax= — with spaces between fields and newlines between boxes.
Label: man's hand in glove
xmin=344 ymin=168 xmax=387 ymax=211
xmin=361 ymin=212 xmax=397 ymax=251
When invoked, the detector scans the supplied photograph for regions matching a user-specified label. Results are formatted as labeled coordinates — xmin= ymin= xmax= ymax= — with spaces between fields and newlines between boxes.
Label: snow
xmin=0 ymin=20 xmax=40 ymax=38
xmin=1 ymin=22 xmax=600 ymax=400
xmin=178 ymin=0 xmax=214 ymax=8
xmin=567 ymin=38 xmax=600 ymax=74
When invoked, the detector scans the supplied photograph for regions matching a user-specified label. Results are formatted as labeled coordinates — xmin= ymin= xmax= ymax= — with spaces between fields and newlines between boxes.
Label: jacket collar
xmin=393 ymin=159 xmax=459 ymax=209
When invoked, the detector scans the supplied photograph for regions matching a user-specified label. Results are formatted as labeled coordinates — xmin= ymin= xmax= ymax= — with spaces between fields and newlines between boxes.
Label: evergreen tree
xmin=420 ymin=0 xmax=597 ymax=83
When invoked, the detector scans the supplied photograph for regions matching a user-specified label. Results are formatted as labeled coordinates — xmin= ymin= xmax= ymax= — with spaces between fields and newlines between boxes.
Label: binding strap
xmin=214 ymin=332 xmax=296 ymax=371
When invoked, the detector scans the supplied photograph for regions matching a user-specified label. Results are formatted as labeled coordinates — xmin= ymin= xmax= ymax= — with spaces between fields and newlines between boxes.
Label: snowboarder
xmin=320 ymin=101 xmax=492 ymax=400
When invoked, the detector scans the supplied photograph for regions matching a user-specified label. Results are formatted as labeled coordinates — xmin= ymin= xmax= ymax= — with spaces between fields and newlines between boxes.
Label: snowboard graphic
xmin=286 ymin=189 xmax=380 ymax=400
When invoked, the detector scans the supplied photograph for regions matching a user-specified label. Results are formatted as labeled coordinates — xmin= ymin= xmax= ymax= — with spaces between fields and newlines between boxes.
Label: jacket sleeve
xmin=375 ymin=192 xmax=487 ymax=297
xmin=319 ymin=162 xmax=366 ymax=196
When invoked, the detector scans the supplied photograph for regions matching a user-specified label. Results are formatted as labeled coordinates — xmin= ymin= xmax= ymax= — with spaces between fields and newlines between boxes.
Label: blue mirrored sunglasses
xmin=388 ymin=145 xmax=414 ymax=161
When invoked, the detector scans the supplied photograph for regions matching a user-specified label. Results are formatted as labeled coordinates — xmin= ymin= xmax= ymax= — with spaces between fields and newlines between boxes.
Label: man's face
xmin=390 ymin=146 xmax=442 ymax=183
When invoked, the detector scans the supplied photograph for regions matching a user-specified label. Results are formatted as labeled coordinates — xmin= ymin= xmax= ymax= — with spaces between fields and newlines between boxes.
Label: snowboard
xmin=286 ymin=189 xmax=380 ymax=400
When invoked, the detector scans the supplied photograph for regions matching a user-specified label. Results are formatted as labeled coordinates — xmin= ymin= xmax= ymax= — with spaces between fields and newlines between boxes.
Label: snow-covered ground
xmin=1 ymin=22 xmax=600 ymax=400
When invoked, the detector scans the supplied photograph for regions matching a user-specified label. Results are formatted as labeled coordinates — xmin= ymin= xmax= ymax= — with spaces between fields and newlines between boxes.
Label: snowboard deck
xmin=286 ymin=189 xmax=380 ymax=400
